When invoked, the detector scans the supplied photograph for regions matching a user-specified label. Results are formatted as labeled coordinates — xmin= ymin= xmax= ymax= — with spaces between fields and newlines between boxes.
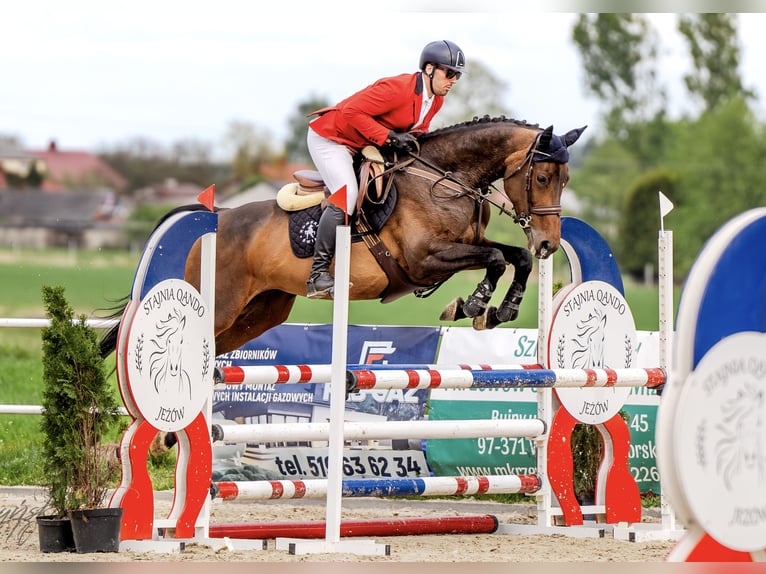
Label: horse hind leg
xmin=215 ymin=290 xmax=297 ymax=355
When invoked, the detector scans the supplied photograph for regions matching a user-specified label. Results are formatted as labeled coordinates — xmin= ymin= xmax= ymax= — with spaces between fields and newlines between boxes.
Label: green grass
xmin=0 ymin=345 xmax=47 ymax=485
xmin=0 ymin=246 xmax=678 ymax=492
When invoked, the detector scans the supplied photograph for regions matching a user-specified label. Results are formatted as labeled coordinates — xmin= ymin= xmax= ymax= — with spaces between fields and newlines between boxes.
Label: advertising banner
xmin=212 ymin=324 xmax=440 ymax=480
xmin=426 ymin=327 xmax=662 ymax=493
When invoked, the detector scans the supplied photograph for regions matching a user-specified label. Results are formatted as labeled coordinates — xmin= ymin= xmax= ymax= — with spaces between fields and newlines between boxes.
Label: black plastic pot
xmin=36 ymin=515 xmax=76 ymax=553
xmin=69 ymin=507 xmax=124 ymax=553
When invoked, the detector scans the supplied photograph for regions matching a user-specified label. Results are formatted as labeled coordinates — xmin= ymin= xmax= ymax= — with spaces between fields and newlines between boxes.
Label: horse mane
xmin=422 ymin=115 xmax=541 ymax=141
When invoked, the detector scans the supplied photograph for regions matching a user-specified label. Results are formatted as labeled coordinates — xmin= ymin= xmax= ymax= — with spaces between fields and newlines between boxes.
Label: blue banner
xmin=213 ymin=324 xmax=441 ymax=422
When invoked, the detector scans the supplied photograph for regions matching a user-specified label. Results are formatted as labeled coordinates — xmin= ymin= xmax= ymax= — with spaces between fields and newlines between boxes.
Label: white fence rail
xmin=1 ymin=317 xmax=124 ymax=416
xmin=0 ymin=318 xmax=118 ymax=329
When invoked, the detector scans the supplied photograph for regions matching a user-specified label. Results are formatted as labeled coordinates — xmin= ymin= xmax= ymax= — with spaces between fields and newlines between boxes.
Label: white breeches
xmin=307 ymin=125 xmax=359 ymax=215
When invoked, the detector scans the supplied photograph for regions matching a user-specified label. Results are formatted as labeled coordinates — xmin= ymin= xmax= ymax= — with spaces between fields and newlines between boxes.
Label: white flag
xmin=659 ymin=191 xmax=674 ymax=219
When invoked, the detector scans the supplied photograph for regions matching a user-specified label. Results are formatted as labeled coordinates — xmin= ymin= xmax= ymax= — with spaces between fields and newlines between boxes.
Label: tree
xmin=432 ymin=60 xmax=512 ymax=128
xmin=285 ymin=94 xmax=330 ymax=164
xmin=567 ymin=138 xmax=643 ymax=242
xmin=572 ymin=14 xmax=667 ymax=149
xmin=617 ymin=169 xmax=680 ymax=281
xmin=665 ymin=97 xmax=766 ymax=277
xmin=678 ymin=13 xmax=755 ymax=113
xmin=99 ymin=137 xmax=223 ymax=193
xmin=40 ymin=285 xmax=121 ymax=514
xmin=224 ymin=120 xmax=283 ymax=182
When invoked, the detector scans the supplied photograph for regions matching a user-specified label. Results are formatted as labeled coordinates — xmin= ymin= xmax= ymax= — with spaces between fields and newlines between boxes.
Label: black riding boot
xmin=306 ymin=204 xmax=346 ymax=299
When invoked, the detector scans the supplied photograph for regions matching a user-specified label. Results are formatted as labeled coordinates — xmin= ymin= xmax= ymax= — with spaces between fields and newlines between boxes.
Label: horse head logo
xmin=714 ymin=384 xmax=765 ymax=491
xmin=149 ymin=307 xmax=192 ymax=400
xmin=569 ymin=309 xmax=608 ymax=369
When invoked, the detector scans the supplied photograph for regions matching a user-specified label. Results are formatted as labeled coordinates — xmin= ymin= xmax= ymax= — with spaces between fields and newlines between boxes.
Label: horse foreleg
xmin=462 ymin=277 xmax=496 ymax=317
xmin=440 ymin=280 xmax=494 ymax=322
xmin=450 ymin=248 xmax=508 ymax=320
xmin=474 ymin=246 xmax=533 ymax=330
xmin=474 ymin=280 xmax=526 ymax=329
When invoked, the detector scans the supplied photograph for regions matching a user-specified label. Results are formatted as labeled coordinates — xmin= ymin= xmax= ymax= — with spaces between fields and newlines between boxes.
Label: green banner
xmin=621 ymin=404 xmax=661 ymax=494
xmin=426 ymin=396 xmax=661 ymax=494
xmin=426 ymin=397 xmax=538 ymax=477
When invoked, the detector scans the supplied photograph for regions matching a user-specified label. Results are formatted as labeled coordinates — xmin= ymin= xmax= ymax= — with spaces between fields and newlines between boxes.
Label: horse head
xmin=502 ymin=125 xmax=586 ymax=258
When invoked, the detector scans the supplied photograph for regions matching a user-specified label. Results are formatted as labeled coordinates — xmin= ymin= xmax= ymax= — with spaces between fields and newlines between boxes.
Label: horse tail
xmin=98 ymin=295 xmax=128 ymax=360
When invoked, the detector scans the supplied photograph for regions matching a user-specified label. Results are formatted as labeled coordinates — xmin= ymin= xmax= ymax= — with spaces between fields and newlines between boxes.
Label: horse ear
xmin=563 ymin=125 xmax=587 ymax=147
xmin=539 ymin=125 xmax=554 ymax=147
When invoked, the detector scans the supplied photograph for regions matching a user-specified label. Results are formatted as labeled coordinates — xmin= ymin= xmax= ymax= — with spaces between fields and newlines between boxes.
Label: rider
xmin=305 ymin=40 xmax=466 ymax=298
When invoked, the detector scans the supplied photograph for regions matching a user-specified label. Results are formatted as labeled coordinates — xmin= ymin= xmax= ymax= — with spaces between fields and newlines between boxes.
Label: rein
xmin=399 ymin=130 xmax=562 ymax=230
xmin=401 ymin=154 xmax=514 ymax=218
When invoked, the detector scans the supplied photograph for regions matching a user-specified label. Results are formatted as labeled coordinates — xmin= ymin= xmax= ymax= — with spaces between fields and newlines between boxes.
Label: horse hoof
xmin=149 ymin=432 xmax=169 ymax=457
xmin=472 ymin=308 xmax=491 ymax=330
xmin=440 ymin=297 xmax=466 ymax=322
xmin=474 ymin=307 xmax=504 ymax=330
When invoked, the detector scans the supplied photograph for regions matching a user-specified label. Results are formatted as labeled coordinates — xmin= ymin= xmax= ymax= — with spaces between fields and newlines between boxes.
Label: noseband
xmin=504 ymin=131 xmax=562 ymax=229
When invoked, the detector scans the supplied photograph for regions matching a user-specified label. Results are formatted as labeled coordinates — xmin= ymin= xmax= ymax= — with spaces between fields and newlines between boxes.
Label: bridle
xmin=395 ymin=129 xmax=563 ymax=232
xmin=502 ymin=130 xmax=563 ymax=229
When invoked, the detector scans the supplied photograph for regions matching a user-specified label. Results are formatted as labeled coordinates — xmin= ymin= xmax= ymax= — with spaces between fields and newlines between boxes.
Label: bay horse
xmin=101 ymin=116 xmax=585 ymax=359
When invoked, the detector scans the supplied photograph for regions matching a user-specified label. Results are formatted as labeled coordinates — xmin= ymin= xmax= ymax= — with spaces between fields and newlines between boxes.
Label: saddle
xmin=279 ymin=147 xmax=428 ymax=302
xmin=280 ymin=145 xmax=396 ymax=260
xmin=277 ymin=146 xmax=389 ymax=214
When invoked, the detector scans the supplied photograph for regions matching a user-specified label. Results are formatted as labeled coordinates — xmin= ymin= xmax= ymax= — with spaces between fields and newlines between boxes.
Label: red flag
xmin=327 ymin=184 xmax=349 ymax=225
xmin=197 ymin=184 xmax=215 ymax=212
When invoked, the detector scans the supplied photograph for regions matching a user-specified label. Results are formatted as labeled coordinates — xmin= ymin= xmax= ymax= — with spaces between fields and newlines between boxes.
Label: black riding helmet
xmin=419 ymin=40 xmax=466 ymax=75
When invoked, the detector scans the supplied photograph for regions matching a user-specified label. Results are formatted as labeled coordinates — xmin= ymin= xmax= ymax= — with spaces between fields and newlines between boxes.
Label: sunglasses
xmin=438 ymin=66 xmax=462 ymax=80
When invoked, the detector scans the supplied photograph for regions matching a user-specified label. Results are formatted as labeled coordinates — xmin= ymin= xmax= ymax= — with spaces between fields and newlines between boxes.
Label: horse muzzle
xmin=525 ymin=228 xmax=560 ymax=259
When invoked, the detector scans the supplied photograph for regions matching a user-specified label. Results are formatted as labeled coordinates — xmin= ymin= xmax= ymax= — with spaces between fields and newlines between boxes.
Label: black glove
xmin=386 ymin=131 xmax=417 ymax=152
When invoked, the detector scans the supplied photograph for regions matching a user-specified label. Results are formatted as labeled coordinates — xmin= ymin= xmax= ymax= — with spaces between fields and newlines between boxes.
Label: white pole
xmin=214 ymin=418 xmax=547 ymax=443
xmin=658 ymin=230 xmax=673 ymax=376
xmin=324 ymin=225 xmax=351 ymax=545
xmin=658 ymin=208 xmax=676 ymax=531
xmin=536 ymin=256 xmax=553 ymax=527
xmin=198 ymin=229 xmax=216 ymax=539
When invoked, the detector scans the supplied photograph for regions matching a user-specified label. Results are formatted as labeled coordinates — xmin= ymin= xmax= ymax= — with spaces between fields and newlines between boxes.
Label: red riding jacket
xmin=308 ymin=72 xmax=444 ymax=150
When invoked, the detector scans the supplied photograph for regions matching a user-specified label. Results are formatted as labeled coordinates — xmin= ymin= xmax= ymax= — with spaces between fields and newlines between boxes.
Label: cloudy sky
xmin=3 ymin=2 xmax=765 ymax=155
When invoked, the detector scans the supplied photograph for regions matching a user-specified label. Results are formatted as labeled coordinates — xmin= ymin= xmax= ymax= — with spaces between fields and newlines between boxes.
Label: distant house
xmin=218 ymin=161 xmax=312 ymax=209
xmin=218 ymin=182 xmax=278 ymax=208
xmin=133 ymin=178 xmax=204 ymax=207
xmin=258 ymin=160 xmax=313 ymax=185
xmin=0 ymin=141 xmax=131 ymax=248
xmin=26 ymin=140 xmax=128 ymax=193
xmin=0 ymin=189 xmax=127 ymax=249
xmin=0 ymin=146 xmax=45 ymax=190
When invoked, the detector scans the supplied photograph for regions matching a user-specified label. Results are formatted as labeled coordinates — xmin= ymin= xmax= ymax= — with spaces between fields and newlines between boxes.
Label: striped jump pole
xmin=209 ymin=515 xmax=500 ymax=541
xmin=211 ymin=417 xmax=546 ymax=444
xmin=214 ymin=364 xmax=332 ymax=386
xmin=212 ymin=474 xmax=541 ymax=501
xmin=213 ymin=363 xmax=542 ymax=386
xmin=346 ymin=367 xmax=667 ymax=391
